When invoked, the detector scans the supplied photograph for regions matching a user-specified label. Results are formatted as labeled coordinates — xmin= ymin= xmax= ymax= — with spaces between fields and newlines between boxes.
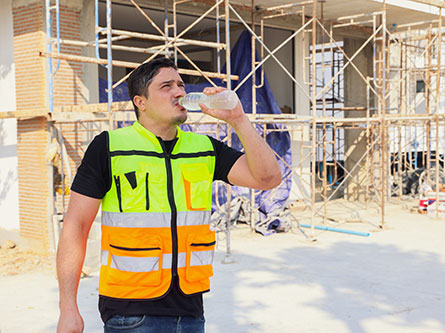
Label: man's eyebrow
xmin=159 ymin=79 xmax=184 ymax=85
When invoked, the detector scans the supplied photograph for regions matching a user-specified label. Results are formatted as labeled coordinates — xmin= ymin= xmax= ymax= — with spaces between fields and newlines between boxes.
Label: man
xmin=56 ymin=57 xmax=281 ymax=332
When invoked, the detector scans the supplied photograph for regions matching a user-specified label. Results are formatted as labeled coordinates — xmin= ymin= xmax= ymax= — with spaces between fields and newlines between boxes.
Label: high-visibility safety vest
xmin=99 ymin=121 xmax=216 ymax=300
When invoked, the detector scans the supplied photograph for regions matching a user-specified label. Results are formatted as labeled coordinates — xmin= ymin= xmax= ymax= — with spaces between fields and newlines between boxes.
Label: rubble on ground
xmin=0 ymin=241 xmax=53 ymax=276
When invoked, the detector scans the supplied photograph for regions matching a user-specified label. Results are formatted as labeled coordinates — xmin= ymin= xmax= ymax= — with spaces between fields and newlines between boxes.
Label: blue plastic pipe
xmin=300 ymin=223 xmax=370 ymax=237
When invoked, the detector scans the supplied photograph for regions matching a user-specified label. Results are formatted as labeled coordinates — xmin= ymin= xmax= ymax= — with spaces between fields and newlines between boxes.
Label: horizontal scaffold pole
xmin=39 ymin=51 xmax=239 ymax=81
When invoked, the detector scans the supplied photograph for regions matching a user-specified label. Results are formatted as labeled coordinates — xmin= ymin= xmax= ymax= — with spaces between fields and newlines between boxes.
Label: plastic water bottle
xmin=179 ymin=90 xmax=239 ymax=110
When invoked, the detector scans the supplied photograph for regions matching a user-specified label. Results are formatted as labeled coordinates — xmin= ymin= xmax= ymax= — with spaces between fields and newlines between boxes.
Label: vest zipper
xmin=114 ymin=175 xmax=123 ymax=212
xmin=158 ymin=138 xmax=178 ymax=279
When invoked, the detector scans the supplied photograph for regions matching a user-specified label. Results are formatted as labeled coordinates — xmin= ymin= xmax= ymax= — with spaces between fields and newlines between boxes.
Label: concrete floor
xmin=1 ymin=200 xmax=444 ymax=332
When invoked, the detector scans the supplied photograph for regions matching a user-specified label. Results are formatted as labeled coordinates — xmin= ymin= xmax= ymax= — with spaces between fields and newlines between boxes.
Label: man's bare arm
xmin=56 ymin=191 xmax=101 ymax=333
xmin=200 ymin=87 xmax=282 ymax=190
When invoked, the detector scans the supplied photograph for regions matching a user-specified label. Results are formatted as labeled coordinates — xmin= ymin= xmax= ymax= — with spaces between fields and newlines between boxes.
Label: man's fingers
xmin=199 ymin=103 xmax=213 ymax=116
xmin=202 ymin=86 xmax=226 ymax=95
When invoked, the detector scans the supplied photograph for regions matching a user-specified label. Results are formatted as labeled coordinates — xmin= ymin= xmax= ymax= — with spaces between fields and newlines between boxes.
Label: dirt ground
xmin=0 ymin=243 xmax=54 ymax=276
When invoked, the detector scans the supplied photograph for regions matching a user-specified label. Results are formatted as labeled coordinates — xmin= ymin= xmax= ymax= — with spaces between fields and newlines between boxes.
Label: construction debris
xmin=211 ymin=196 xmax=293 ymax=236
xmin=0 ymin=245 xmax=53 ymax=276
xmin=3 ymin=240 xmax=16 ymax=250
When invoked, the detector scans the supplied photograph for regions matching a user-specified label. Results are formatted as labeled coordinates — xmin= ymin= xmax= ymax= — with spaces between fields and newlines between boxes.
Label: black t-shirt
xmin=71 ymin=130 xmax=243 ymax=323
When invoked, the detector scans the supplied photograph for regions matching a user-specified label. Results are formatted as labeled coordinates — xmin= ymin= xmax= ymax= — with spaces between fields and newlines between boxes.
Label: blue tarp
xmin=99 ymin=30 xmax=292 ymax=231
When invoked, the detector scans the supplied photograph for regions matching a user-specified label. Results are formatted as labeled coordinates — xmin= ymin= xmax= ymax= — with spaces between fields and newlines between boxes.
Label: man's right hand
xmin=57 ymin=310 xmax=84 ymax=333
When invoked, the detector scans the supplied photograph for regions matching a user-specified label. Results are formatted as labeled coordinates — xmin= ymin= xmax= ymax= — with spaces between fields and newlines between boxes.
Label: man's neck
xmin=138 ymin=117 xmax=177 ymax=141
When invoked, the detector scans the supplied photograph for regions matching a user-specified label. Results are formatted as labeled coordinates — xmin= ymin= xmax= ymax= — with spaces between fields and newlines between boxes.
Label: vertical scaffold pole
xmin=310 ymin=0 xmax=318 ymax=237
xmin=250 ymin=0 xmax=256 ymax=231
xmin=223 ymin=0 xmax=234 ymax=263
xmin=46 ymin=0 xmax=60 ymax=113
xmin=106 ymin=0 xmax=113 ymax=130
xmin=426 ymin=26 xmax=432 ymax=181
xmin=216 ymin=0 xmax=221 ymax=74
xmin=380 ymin=1 xmax=387 ymax=228
xmin=435 ymin=8 xmax=442 ymax=219
xmin=320 ymin=1 xmax=328 ymax=224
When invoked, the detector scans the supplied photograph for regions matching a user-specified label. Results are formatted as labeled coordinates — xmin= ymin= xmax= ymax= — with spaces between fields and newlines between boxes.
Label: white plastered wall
xmin=0 ymin=0 xmax=19 ymax=231
xmin=288 ymin=32 xmax=310 ymax=202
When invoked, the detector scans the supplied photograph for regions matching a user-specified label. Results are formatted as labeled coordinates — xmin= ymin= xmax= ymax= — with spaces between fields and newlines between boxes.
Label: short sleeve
xmin=71 ymin=131 xmax=111 ymax=199
xmin=208 ymin=136 xmax=244 ymax=184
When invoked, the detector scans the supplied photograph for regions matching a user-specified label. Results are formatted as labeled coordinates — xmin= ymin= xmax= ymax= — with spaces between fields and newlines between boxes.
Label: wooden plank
xmin=410 ymin=0 xmax=445 ymax=8
xmin=54 ymin=101 xmax=134 ymax=113
xmin=0 ymin=108 xmax=48 ymax=119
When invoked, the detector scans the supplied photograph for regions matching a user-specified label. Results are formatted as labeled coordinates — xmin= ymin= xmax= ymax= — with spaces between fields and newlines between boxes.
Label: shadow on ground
xmin=206 ymin=236 xmax=445 ymax=332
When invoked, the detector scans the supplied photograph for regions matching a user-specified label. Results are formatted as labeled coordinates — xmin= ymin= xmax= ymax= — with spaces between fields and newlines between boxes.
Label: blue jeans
xmin=104 ymin=314 xmax=205 ymax=333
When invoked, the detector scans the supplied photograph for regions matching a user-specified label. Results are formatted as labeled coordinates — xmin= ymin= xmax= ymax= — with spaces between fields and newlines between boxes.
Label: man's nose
xmin=173 ymin=85 xmax=185 ymax=97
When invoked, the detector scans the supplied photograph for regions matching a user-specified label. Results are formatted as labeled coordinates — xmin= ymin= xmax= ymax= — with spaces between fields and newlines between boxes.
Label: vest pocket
xmin=185 ymin=231 xmax=215 ymax=282
xmin=180 ymin=163 xmax=212 ymax=211
xmin=114 ymin=170 xmax=150 ymax=212
xmin=107 ymin=234 xmax=163 ymax=287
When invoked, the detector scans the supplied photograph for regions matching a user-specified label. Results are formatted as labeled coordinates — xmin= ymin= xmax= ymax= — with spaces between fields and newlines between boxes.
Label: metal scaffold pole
xmin=106 ymin=0 xmax=114 ymax=130
xmin=380 ymin=1 xmax=387 ymax=228
xmin=223 ymin=0 xmax=234 ymax=264
xmin=434 ymin=8 xmax=442 ymax=219
xmin=310 ymin=0 xmax=318 ymax=237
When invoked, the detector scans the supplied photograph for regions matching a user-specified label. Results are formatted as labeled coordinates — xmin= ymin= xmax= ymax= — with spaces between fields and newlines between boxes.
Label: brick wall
xmin=13 ymin=1 xmax=86 ymax=254
xmin=16 ymin=118 xmax=50 ymax=252
xmin=13 ymin=1 xmax=50 ymax=254
xmin=52 ymin=5 xmax=83 ymax=106
xmin=13 ymin=2 xmax=46 ymax=110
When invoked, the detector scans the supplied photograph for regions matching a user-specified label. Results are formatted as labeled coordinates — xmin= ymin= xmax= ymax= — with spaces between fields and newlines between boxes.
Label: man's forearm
xmin=230 ymin=115 xmax=281 ymax=188
xmin=56 ymin=223 xmax=89 ymax=312
xmin=56 ymin=192 xmax=100 ymax=332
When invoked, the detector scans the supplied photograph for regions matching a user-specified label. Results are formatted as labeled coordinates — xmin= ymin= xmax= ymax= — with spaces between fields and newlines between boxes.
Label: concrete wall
xmin=288 ymin=32 xmax=310 ymax=202
xmin=343 ymin=38 xmax=372 ymax=201
xmin=262 ymin=28 xmax=294 ymax=111
xmin=81 ymin=0 xmax=99 ymax=104
xmin=0 ymin=0 xmax=20 ymax=232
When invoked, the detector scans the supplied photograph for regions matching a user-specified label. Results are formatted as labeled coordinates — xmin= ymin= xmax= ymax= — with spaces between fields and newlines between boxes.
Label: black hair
xmin=127 ymin=57 xmax=178 ymax=119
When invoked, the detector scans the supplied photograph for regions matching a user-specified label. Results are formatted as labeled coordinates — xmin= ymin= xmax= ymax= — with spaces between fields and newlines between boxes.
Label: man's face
xmin=142 ymin=67 xmax=187 ymax=126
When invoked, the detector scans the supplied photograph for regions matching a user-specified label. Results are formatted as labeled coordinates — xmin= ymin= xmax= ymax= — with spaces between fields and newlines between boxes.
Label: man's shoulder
xmin=181 ymin=130 xmax=213 ymax=143
xmin=90 ymin=130 xmax=108 ymax=147
xmin=109 ymin=124 xmax=134 ymax=136
xmin=179 ymin=130 xmax=216 ymax=153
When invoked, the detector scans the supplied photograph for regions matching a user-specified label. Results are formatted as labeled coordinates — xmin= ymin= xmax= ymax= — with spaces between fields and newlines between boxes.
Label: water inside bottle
xmin=179 ymin=90 xmax=238 ymax=110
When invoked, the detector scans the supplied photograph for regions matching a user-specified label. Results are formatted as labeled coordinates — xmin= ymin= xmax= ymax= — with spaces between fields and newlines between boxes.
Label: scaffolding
xmin=4 ymin=0 xmax=445 ymax=251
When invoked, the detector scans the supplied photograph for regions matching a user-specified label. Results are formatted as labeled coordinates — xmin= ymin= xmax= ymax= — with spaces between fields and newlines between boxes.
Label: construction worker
xmin=56 ymin=57 xmax=281 ymax=333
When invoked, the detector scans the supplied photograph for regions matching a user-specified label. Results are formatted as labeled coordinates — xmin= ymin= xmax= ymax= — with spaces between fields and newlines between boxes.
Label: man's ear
xmin=133 ymin=95 xmax=146 ymax=111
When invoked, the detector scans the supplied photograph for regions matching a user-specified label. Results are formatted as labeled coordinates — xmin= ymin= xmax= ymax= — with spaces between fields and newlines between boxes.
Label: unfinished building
xmin=0 ymin=0 xmax=444 ymax=255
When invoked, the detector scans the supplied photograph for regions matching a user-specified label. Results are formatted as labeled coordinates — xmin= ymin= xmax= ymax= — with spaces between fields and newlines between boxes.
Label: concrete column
xmin=343 ymin=38 xmax=372 ymax=201
xmin=81 ymin=0 xmax=99 ymax=104
xmin=287 ymin=32 xmax=310 ymax=203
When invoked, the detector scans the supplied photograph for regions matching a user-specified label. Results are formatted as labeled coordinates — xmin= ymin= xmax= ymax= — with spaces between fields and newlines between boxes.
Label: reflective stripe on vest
xmin=99 ymin=122 xmax=216 ymax=300
xmin=102 ymin=210 xmax=211 ymax=228
xmin=101 ymin=250 xmax=215 ymax=271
